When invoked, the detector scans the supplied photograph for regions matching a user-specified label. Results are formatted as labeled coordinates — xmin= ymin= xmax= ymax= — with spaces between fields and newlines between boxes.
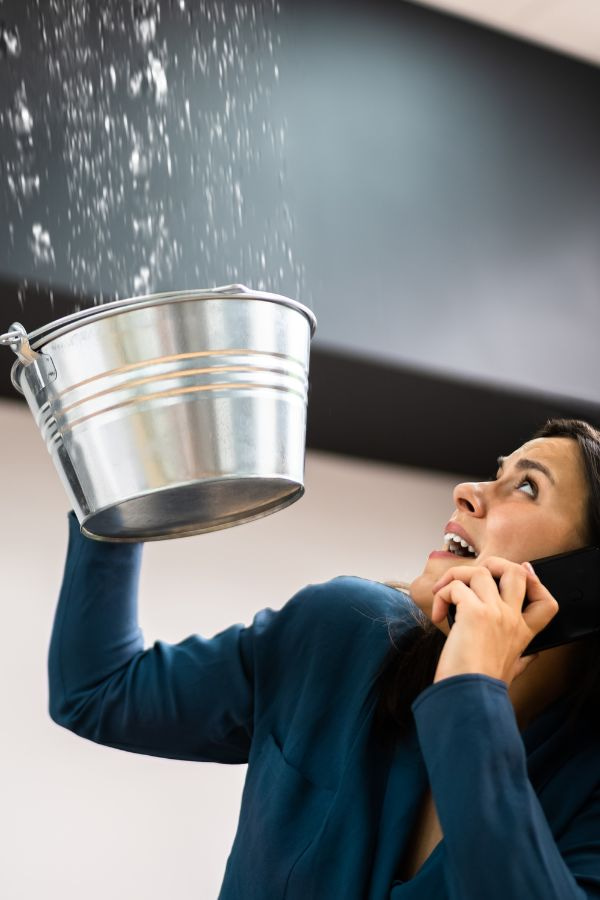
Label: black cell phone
xmin=445 ymin=546 xmax=600 ymax=655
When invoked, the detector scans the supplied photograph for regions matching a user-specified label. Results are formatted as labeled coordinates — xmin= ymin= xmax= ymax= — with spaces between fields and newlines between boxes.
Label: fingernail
xmin=523 ymin=562 xmax=536 ymax=576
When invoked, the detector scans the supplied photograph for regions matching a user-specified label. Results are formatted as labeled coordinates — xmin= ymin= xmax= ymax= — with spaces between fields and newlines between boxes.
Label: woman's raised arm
xmin=48 ymin=511 xmax=263 ymax=763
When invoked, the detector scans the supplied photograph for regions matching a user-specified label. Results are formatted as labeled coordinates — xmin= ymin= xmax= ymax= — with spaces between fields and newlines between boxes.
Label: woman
xmin=48 ymin=417 xmax=600 ymax=898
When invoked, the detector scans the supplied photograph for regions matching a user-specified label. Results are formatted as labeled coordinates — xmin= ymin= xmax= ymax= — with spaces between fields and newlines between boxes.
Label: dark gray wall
xmin=278 ymin=1 xmax=600 ymax=403
xmin=1 ymin=1 xmax=599 ymax=404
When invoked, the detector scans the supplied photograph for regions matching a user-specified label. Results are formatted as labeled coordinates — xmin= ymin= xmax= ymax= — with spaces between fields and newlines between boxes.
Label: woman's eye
xmin=517 ymin=477 xmax=538 ymax=498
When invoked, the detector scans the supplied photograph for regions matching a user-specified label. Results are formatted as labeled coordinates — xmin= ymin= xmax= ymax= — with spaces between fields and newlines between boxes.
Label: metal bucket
xmin=1 ymin=284 xmax=317 ymax=541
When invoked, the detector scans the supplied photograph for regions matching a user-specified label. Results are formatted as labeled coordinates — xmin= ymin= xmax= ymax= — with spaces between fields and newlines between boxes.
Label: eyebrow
xmin=496 ymin=456 xmax=556 ymax=486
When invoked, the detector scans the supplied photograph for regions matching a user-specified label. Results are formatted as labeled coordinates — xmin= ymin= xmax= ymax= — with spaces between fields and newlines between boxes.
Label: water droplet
xmin=12 ymin=84 xmax=33 ymax=136
xmin=7 ymin=171 xmax=40 ymax=198
xmin=233 ymin=180 xmax=243 ymax=226
xmin=128 ymin=51 xmax=167 ymax=104
xmin=138 ymin=17 xmax=156 ymax=44
xmin=126 ymin=71 xmax=139 ymax=99
xmin=30 ymin=223 xmax=55 ymax=266
xmin=129 ymin=142 xmax=151 ymax=178
xmin=133 ymin=0 xmax=159 ymax=47
xmin=133 ymin=265 xmax=152 ymax=294
xmin=133 ymin=215 xmax=153 ymax=238
xmin=0 ymin=23 xmax=21 ymax=58
xmin=183 ymin=98 xmax=191 ymax=130
xmin=147 ymin=51 xmax=167 ymax=102
xmin=100 ymin=5 xmax=115 ymax=32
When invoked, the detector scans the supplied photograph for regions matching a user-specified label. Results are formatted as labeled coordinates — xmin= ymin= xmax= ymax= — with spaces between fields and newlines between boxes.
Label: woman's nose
xmin=452 ymin=481 xmax=486 ymax=516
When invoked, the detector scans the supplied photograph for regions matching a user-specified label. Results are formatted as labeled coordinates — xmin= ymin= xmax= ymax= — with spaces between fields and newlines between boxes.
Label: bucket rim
xmin=15 ymin=284 xmax=317 ymax=352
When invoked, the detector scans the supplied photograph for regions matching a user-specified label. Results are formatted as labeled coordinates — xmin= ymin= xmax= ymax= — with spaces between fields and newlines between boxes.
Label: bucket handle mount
xmin=1 ymin=322 xmax=57 ymax=395
xmin=0 ymin=322 xmax=39 ymax=364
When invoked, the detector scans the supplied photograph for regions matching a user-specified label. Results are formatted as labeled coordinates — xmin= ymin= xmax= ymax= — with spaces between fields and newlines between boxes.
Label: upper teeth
xmin=444 ymin=532 xmax=476 ymax=555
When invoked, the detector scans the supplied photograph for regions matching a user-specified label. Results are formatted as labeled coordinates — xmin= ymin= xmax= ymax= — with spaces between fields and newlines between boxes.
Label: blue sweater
xmin=48 ymin=513 xmax=600 ymax=899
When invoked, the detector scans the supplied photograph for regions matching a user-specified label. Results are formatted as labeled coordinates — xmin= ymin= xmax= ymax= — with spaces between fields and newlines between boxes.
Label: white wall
xmin=0 ymin=398 xmax=457 ymax=900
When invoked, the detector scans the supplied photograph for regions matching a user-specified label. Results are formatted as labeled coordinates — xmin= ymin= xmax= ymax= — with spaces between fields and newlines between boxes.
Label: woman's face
xmin=409 ymin=436 xmax=590 ymax=630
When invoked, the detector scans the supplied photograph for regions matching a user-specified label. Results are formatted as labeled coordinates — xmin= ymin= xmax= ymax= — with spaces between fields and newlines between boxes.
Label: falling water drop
xmin=0 ymin=22 xmax=21 ymax=58
xmin=133 ymin=0 xmax=159 ymax=45
xmin=133 ymin=215 xmax=153 ymax=238
xmin=135 ymin=16 xmax=156 ymax=45
xmin=128 ymin=69 xmax=145 ymax=98
xmin=11 ymin=84 xmax=33 ymax=136
xmin=7 ymin=172 xmax=40 ymax=199
xmin=133 ymin=265 xmax=151 ymax=294
xmin=30 ymin=223 xmax=55 ymax=266
xmin=129 ymin=141 xmax=151 ymax=178
xmin=147 ymin=51 xmax=168 ymax=103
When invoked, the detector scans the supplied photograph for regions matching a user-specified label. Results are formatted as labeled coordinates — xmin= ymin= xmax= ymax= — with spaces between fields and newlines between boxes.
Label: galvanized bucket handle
xmin=1 ymin=322 xmax=56 ymax=395
xmin=0 ymin=322 xmax=39 ymax=365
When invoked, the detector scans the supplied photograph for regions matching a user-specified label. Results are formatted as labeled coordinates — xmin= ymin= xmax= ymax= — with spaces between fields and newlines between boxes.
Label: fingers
xmin=433 ymin=558 xmax=530 ymax=613
xmin=432 ymin=556 xmax=560 ymax=639
xmin=497 ymin=565 xmax=528 ymax=613
xmin=431 ymin=579 xmax=485 ymax=625
xmin=466 ymin=557 xmax=528 ymax=611
xmin=433 ymin=565 xmax=480 ymax=593
xmin=519 ymin=568 xmax=560 ymax=634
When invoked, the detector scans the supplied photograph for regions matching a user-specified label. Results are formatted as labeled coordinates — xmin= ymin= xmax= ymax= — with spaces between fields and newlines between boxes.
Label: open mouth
xmin=444 ymin=531 xmax=477 ymax=559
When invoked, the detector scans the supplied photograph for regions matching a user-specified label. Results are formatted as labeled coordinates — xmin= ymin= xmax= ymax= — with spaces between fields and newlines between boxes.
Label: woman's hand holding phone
xmin=430 ymin=558 xmax=560 ymax=687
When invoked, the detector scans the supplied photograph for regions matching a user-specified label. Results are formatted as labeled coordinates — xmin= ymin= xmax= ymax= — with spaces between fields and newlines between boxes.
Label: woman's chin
xmin=408 ymin=572 xmax=434 ymax=616
xmin=408 ymin=571 xmax=450 ymax=636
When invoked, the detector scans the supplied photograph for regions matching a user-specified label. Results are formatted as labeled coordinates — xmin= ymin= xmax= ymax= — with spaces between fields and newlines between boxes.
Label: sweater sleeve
xmin=411 ymin=675 xmax=600 ymax=900
xmin=48 ymin=512 xmax=276 ymax=764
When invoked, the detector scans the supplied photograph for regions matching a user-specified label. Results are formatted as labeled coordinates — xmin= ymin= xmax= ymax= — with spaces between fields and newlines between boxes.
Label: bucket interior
xmin=81 ymin=477 xmax=303 ymax=541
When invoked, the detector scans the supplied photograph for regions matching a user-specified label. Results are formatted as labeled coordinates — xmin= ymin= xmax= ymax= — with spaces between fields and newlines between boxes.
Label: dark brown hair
xmin=374 ymin=417 xmax=600 ymax=742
